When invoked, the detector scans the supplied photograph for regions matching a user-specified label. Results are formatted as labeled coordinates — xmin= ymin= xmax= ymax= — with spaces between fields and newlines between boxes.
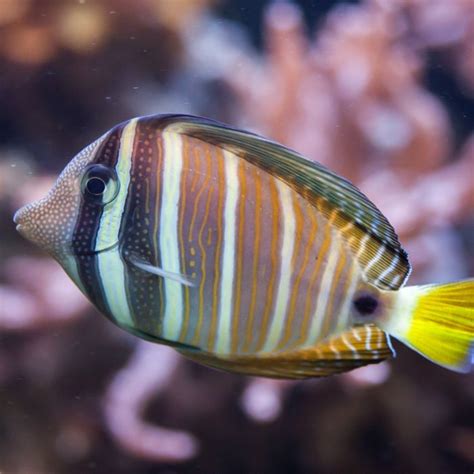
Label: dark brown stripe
xmin=72 ymin=123 xmax=124 ymax=317
xmin=121 ymin=119 xmax=165 ymax=337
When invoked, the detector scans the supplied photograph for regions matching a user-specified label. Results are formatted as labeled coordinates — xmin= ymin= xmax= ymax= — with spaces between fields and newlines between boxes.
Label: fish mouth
xmin=13 ymin=207 xmax=25 ymax=230
xmin=13 ymin=207 xmax=35 ymax=237
xmin=13 ymin=205 xmax=35 ymax=233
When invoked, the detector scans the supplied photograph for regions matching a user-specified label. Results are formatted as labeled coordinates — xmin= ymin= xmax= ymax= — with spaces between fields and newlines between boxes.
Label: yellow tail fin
xmin=383 ymin=279 xmax=474 ymax=373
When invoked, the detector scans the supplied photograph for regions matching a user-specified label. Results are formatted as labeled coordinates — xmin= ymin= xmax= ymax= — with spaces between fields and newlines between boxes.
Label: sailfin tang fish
xmin=14 ymin=114 xmax=473 ymax=378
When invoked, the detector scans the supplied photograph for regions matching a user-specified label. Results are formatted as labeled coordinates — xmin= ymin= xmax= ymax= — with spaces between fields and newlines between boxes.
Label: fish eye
xmin=86 ymin=177 xmax=106 ymax=195
xmin=81 ymin=164 xmax=119 ymax=205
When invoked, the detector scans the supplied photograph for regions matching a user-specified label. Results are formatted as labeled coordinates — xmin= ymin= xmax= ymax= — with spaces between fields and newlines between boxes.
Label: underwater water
xmin=0 ymin=1 xmax=473 ymax=473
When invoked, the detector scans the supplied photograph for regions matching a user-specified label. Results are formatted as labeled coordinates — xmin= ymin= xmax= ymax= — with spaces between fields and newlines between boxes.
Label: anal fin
xmin=179 ymin=324 xmax=395 ymax=379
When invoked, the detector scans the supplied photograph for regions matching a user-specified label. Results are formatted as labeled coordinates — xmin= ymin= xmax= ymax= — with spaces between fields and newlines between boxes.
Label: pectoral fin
xmin=127 ymin=254 xmax=196 ymax=287
xmin=179 ymin=325 xmax=395 ymax=379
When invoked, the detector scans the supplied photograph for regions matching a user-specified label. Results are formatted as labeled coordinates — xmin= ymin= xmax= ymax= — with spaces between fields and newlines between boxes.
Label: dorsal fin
xmin=156 ymin=114 xmax=411 ymax=290
xmin=179 ymin=325 xmax=395 ymax=379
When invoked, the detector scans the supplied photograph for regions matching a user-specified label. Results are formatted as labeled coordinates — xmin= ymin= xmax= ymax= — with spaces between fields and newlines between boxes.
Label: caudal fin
xmin=383 ymin=279 xmax=474 ymax=373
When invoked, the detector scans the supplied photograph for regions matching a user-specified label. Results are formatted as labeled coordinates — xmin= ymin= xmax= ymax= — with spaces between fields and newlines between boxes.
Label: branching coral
xmin=103 ymin=342 xmax=198 ymax=463
xmin=225 ymin=0 xmax=473 ymax=280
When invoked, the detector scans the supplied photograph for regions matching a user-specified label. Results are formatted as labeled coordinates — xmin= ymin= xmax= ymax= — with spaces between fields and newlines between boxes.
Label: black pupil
xmin=86 ymin=177 xmax=106 ymax=195
xmin=353 ymin=294 xmax=379 ymax=316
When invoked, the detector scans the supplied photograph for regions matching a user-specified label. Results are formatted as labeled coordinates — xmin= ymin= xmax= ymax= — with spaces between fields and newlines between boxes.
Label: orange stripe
xmin=191 ymin=145 xmax=212 ymax=345
xmin=321 ymin=243 xmax=347 ymax=337
xmin=231 ymin=160 xmax=246 ymax=353
xmin=278 ymin=199 xmax=317 ymax=349
xmin=332 ymin=256 xmax=358 ymax=334
xmin=207 ymin=146 xmax=225 ymax=349
xmin=187 ymin=146 xmax=209 ymax=244
xmin=242 ymin=165 xmax=262 ymax=352
xmin=340 ymin=259 xmax=357 ymax=295
xmin=190 ymin=153 xmax=200 ymax=194
xmin=255 ymin=175 xmax=280 ymax=351
xmin=297 ymin=212 xmax=333 ymax=344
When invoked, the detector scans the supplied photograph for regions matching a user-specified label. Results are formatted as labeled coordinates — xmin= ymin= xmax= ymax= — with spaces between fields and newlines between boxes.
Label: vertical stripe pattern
xmin=215 ymin=150 xmax=240 ymax=353
xmin=71 ymin=115 xmax=391 ymax=366
xmin=262 ymin=180 xmax=296 ymax=352
xmin=160 ymin=131 xmax=184 ymax=340
xmin=96 ymin=118 xmax=138 ymax=328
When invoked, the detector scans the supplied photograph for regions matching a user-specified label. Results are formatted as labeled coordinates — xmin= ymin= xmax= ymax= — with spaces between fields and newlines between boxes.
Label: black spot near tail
xmin=353 ymin=293 xmax=379 ymax=316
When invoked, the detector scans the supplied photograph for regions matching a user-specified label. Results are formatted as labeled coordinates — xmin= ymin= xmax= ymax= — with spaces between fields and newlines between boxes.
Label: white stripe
xmin=390 ymin=273 xmax=402 ymax=286
xmin=98 ymin=249 xmax=134 ymax=326
xmin=374 ymin=253 xmax=400 ymax=284
xmin=364 ymin=245 xmax=385 ymax=273
xmin=306 ymin=237 xmax=340 ymax=345
xmin=215 ymin=150 xmax=240 ymax=354
xmin=96 ymin=118 xmax=138 ymax=328
xmin=372 ymin=328 xmax=386 ymax=358
xmin=385 ymin=334 xmax=395 ymax=355
xmin=329 ymin=340 xmax=341 ymax=359
xmin=355 ymin=233 xmax=371 ymax=258
xmin=262 ymin=180 xmax=296 ymax=352
xmin=340 ymin=222 xmax=354 ymax=232
xmin=365 ymin=325 xmax=372 ymax=351
xmin=341 ymin=333 xmax=359 ymax=358
xmin=351 ymin=327 xmax=362 ymax=341
xmin=160 ymin=132 xmax=184 ymax=340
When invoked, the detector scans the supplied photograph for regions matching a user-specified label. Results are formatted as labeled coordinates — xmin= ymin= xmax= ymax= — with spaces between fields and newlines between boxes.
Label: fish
xmin=14 ymin=114 xmax=473 ymax=379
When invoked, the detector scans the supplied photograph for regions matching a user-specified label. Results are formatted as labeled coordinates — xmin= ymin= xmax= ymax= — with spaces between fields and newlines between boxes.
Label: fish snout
xmin=13 ymin=203 xmax=35 ymax=236
xmin=13 ymin=199 xmax=53 ymax=250
xmin=13 ymin=205 xmax=27 ymax=225
xmin=13 ymin=190 xmax=80 ymax=257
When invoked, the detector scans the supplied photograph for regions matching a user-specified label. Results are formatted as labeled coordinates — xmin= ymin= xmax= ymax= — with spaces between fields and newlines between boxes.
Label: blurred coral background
xmin=0 ymin=0 xmax=473 ymax=473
